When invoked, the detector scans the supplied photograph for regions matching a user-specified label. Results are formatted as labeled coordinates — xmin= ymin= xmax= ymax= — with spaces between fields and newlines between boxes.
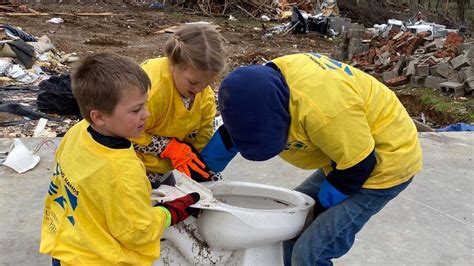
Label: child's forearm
xmin=133 ymin=135 xmax=170 ymax=156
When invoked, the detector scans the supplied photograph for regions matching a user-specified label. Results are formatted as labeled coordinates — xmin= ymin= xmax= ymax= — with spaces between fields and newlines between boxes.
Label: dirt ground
xmin=2 ymin=4 xmax=334 ymax=72
xmin=0 ymin=3 xmax=471 ymax=137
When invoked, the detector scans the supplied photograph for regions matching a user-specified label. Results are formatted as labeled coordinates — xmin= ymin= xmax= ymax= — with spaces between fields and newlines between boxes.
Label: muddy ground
xmin=0 ymin=3 xmax=472 ymax=137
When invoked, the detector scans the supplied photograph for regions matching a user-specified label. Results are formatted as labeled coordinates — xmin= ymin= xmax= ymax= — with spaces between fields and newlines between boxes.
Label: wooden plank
xmin=51 ymin=12 xmax=121 ymax=16
xmin=76 ymin=12 xmax=118 ymax=16
xmin=5 ymin=12 xmax=50 ymax=16
xmin=0 ymin=5 xmax=14 ymax=11
xmin=6 ymin=12 xmax=120 ymax=17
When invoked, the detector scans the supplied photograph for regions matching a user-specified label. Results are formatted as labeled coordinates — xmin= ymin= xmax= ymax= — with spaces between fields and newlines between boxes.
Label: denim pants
xmin=283 ymin=169 xmax=412 ymax=266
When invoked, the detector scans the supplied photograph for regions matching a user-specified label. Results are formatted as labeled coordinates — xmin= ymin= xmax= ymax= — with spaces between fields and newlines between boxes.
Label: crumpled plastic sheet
xmin=436 ymin=123 xmax=474 ymax=132
xmin=3 ymin=63 xmax=49 ymax=84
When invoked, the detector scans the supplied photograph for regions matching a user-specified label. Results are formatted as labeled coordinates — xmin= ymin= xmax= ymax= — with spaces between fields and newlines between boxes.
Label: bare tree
xmin=457 ymin=0 xmax=467 ymax=24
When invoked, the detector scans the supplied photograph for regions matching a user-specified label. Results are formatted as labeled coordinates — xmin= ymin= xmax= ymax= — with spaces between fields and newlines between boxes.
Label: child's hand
xmin=160 ymin=138 xmax=211 ymax=180
xmin=155 ymin=192 xmax=201 ymax=225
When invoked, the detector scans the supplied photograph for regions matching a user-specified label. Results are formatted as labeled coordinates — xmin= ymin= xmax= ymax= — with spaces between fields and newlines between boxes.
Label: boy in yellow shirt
xmin=201 ymin=53 xmax=422 ymax=265
xmin=39 ymin=53 xmax=200 ymax=265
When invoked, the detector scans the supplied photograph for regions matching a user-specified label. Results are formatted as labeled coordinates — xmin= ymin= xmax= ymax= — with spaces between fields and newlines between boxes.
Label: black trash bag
xmin=37 ymin=74 xmax=81 ymax=116
xmin=307 ymin=16 xmax=329 ymax=35
xmin=291 ymin=6 xmax=307 ymax=34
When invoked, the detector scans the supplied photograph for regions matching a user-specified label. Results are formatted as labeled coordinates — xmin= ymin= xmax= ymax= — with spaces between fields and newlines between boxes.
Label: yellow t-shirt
xmin=130 ymin=57 xmax=216 ymax=174
xmin=273 ymin=53 xmax=422 ymax=189
xmin=39 ymin=120 xmax=168 ymax=265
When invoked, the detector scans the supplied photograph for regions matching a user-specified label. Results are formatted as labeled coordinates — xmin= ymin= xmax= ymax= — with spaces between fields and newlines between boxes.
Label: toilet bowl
xmin=152 ymin=177 xmax=314 ymax=265
xmin=197 ymin=181 xmax=315 ymax=249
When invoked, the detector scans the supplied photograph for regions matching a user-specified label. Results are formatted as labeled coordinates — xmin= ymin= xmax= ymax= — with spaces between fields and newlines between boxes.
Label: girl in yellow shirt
xmin=131 ymin=24 xmax=226 ymax=188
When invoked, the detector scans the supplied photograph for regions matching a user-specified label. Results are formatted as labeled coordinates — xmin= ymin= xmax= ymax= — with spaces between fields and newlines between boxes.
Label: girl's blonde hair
xmin=164 ymin=24 xmax=226 ymax=74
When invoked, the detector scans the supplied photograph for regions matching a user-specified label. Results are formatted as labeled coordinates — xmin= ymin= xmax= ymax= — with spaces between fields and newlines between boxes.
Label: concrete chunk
xmin=439 ymin=81 xmax=465 ymax=97
xmin=465 ymin=78 xmax=474 ymax=94
xmin=393 ymin=56 xmax=406 ymax=73
xmin=416 ymin=63 xmax=430 ymax=77
xmin=410 ymin=75 xmax=425 ymax=88
xmin=450 ymin=54 xmax=471 ymax=70
xmin=434 ymin=62 xmax=454 ymax=78
xmin=406 ymin=60 xmax=417 ymax=76
xmin=424 ymin=76 xmax=447 ymax=89
xmin=349 ymin=37 xmax=363 ymax=47
xmin=382 ymin=70 xmax=399 ymax=82
xmin=464 ymin=45 xmax=474 ymax=58
xmin=458 ymin=66 xmax=474 ymax=82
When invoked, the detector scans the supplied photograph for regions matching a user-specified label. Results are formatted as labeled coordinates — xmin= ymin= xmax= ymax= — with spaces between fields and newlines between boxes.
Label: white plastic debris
xmin=46 ymin=18 xmax=64 ymax=24
xmin=0 ymin=58 xmax=14 ymax=76
xmin=261 ymin=15 xmax=270 ymax=22
xmin=33 ymin=118 xmax=48 ymax=137
xmin=2 ymin=139 xmax=40 ymax=173
xmin=33 ymin=118 xmax=57 ymax=138
xmin=7 ymin=64 xmax=38 ymax=83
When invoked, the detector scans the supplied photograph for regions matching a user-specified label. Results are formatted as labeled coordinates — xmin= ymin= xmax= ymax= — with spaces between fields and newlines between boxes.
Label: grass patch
xmin=418 ymin=88 xmax=474 ymax=123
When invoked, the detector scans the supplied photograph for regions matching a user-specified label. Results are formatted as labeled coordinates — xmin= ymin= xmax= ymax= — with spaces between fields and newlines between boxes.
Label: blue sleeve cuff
xmin=318 ymin=179 xmax=348 ymax=208
xmin=201 ymin=128 xmax=238 ymax=172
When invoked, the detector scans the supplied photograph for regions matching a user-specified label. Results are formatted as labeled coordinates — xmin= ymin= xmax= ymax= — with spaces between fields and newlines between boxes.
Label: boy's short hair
xmin=72 ymin=53 xmax=151 ymax=123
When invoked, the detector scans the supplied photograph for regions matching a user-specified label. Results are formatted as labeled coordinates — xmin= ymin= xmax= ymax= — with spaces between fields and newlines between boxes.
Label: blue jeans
xmin=283 ymin=170 xmax=412 ymax=266
xmin=52 ymin=258 xmax=60 ymax=266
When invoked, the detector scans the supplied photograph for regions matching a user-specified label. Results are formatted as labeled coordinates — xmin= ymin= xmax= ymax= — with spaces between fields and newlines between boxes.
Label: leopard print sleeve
xmin=133 ymin=135 xmax=171 ymax=156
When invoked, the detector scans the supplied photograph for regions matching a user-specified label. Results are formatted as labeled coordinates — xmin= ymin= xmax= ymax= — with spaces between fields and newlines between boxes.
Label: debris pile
xmin=333 ymin=20 xmax=474 ymax=97
xmin=1 ymin=23 xmax=81 ymax=138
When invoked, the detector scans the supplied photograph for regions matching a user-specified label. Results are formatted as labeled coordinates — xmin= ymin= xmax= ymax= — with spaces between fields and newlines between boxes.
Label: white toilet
xmin=153 ymin=175 xmax=314 ymax=265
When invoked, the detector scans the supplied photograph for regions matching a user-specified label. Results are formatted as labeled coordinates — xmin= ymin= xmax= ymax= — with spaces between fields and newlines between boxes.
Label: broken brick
xmin=385 ymin=75 xmax=409 ymax=87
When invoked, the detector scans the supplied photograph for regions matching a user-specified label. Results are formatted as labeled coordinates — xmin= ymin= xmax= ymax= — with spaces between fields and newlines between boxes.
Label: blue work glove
xmin=311 ymin=179 xmax=348 ymax=219
xmin=200 ymin=125 xmax=238 ymax=173
xmin=318 ymin=179 xmax=348 ymax=209
xmin=316 ymin=150 xmax=377 ymax=215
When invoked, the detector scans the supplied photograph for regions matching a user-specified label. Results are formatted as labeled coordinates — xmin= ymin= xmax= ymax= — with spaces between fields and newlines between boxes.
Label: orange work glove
xmin=160 ymin=138 xmax=211 ymax=180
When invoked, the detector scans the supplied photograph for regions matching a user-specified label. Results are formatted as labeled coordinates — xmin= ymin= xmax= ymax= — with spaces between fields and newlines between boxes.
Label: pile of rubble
xmin=0 ymin=24 xmax=81 ymax=138
xmin=333 ymin=20 xmax=473 ymax=97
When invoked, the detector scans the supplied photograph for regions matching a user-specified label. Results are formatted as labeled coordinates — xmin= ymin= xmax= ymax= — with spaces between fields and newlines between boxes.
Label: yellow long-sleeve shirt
xmin=273 ymin=53 xmax=422 ymax=189
xmin=39 ymin=120 xmax=168 ymax=265
xmin=130 ymin=57 xmax=216 ymax=174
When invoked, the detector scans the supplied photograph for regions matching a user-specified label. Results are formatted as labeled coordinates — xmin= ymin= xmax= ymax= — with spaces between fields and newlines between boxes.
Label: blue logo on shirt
xmin=48 ymin=162 xmax=79 ymax=226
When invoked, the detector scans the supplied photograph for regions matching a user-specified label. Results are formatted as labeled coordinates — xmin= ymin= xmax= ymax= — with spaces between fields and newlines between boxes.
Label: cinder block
xmin=439 ymin=81 xmax=465 ymax=97
xmin=447 ymin=72 xmax=460 ymax=83
xmin=450 ymin=54 xmax=471 ymax=70
xmin=464 ymin=45 xmax=474 ymax=58
xmin=349 ymin=38 xmax=363 ymax=47
xmin=347 ymin=29 xmax=364 ymax=39
xmin=458 ymin=42 xmax=474 ymax=55
xmin=393 ymin=56 xmax=406 ymax=73
xmin=424 ymin=76 xmax=447 ymax=89
xmin=328 ymin=17 xmax=352 ymax=35
xmin=406 ymin=60 xmax=417 ymax=76
xmin=410 ymin=75 xmax=425 ymax=88
xmin=382 ymin=70 xmax=399 ymax=82
xmin=462 ymin=66 xmax=474 ymax=81
xmin=416 ymin=63 xmax=430 ymax=77
xmin=429 ymin=65 xmax=440 ymax=76
xmin=434 ymin=62 xmax=454 ymax=78
xmin=465 ymin=78 xmax=474 ymax=94
xmin=424 ymin=39 xmax=445 ymax=52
